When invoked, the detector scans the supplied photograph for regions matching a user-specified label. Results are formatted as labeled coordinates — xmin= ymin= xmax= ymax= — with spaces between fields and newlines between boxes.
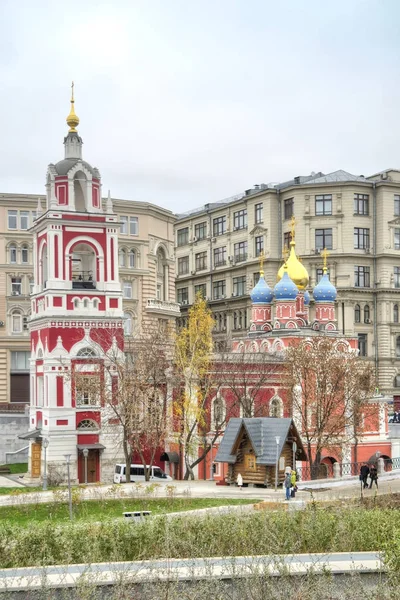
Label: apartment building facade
xmin=175 ymin=168 xmax=400 ymax=400
xmin=0 ymin=194 xmax=178 ymax=407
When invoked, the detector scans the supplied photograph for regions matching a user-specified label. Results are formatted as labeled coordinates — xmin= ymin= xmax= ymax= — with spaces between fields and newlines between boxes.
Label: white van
xmin=114 ymin=464 xmax=173 ymax=484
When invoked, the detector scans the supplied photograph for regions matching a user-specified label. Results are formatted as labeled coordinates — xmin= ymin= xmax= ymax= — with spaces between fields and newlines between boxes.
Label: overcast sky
xmin=1 ymin=0 xmax=399 ymax=214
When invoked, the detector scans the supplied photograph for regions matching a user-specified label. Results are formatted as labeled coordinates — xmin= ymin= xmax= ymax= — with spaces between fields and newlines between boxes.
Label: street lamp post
xmin=64 ymin=454 xmax=73 ymax=520
xmin=82 ymin=448 xmax=89 ymax=484
xmin=275 ymin=436 xmax=281 ymax=492
xmin=42 ymin=438 xmax=49 ymax=491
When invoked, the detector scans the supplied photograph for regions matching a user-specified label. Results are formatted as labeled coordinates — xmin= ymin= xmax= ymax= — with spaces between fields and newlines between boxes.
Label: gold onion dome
xmin=277 ymin=239 xmax=309 ymax=290
xmin=66 ymin=81 xmax=79 ymax=132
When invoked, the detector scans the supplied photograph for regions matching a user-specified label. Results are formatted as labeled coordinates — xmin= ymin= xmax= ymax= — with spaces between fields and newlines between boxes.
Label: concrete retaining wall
xmin=0 ymin=411 xmax=29 ymax=464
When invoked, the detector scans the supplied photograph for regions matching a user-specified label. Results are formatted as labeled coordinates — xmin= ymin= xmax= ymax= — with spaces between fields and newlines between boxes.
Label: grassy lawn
xmin=0 ymin=463 xmax=28 ymax=475
xmin=0 ymin=497 xmax=257 ymax=527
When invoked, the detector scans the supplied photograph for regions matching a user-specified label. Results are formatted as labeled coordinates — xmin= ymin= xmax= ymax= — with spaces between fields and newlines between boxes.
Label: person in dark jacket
xmin=369 ymin=465 xmax=378 ymax=489
xmin=360 ymin=463 xmax=370 ymax=489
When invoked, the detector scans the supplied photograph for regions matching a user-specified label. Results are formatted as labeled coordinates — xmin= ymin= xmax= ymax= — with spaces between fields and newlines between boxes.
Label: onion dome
xmin=304 ymin=290 xmax=310 ymax=305
xmin=277 ymin=240 xmax=309 ymax=290
xmin=274 ymin=265 xmax=298 ymax=300
xmin=313 ymin=270 xmax=337 ymax=302
xmin=250 ymin=272 xmax=274 ymax=304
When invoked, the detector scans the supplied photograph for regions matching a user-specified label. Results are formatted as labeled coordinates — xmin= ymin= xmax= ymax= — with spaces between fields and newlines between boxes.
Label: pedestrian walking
xmin=284 ymin=472 xmax=291 ymax=501
xmin=360 ymin=463 xmax=370 ymax=489
xmin=369 ymin=465 xmax=378 ymax=489
xmin=236 ymin=473 xmax=243 ymax=490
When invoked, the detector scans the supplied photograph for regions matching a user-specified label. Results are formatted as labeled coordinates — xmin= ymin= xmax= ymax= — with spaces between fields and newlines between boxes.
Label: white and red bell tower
xmin=27 ymin=85 xmax=124 ymax=483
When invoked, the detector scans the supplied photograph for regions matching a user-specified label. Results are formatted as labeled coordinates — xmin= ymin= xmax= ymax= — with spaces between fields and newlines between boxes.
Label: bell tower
xmin=27 ymin=84 xmax=124 ymax=483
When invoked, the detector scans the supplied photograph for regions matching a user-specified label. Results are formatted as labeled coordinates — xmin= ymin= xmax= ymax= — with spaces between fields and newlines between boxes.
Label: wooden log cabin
xmin=215 ymin=418 xmax=307 ymax=487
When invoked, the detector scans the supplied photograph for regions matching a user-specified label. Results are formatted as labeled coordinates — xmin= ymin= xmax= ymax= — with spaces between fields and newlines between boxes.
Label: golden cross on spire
xmin=321 ymin=247 xmax=329 ymax=273
xmin=66 ymin=80 xmax=79 ymax=133
xmin=258 ymin=250 xmax=265 ymax=274
xmin=71 ymin=80 xmax=74 ymax=101
xmin=290 ymin=215 xmax=296 ymax=241
xmin=282 ymin=245 xmax=289 ymax=262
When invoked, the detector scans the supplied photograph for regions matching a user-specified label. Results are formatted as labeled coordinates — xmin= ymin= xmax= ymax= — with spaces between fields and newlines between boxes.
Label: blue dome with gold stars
xmin=313 ymin=271 xmax=337 ymax=302
xmin=274 ymin=269 xmax=298 ymax=300
xmin=250 ymin=274 xmax=274 ymax=304
xmin=304 ymin=290 xmax=310 ymax=305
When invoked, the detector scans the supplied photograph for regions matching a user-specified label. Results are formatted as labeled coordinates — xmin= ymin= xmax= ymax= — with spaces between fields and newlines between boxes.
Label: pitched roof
xmin=303 ymin=169 xmax=367 ymax=184
xmin=215 ymin=418 xmax=306 ymax=465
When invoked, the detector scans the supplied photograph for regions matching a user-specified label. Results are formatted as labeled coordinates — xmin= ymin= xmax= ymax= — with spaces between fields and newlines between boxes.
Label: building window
xmin=283 ymin=232 xmax=291 ymax=249
xmin=395 ymin=304 xmax=399 ymax=323
xmin=270 ymin=396 xmax=283 ymax=418
xmin=11 ymin=351 xmax=30 ymax=370
xmin=255 ymin=236 xmax=264 ymax=257
xmin=119 ymin=249 xmax=126 ymax=267
xmin=129 ymin=249 xmax=135 ymax=268
xmin=124 ymin=312 xmax=132 ymax=336
xmin=395 ymin=375 xmax=400 ymax=388
xmin=29 ymin=279 xmax=34 ymax=294
xmin=394 ymin=267 xmax=400 ymax=288
xmin=284 ymin=198 xmax=294 ymax=220
xmin=253 ymin=272 xmax=260 ymax=286
xmin=177 ymin=256 xmax=189 ymax=276
xmin=396 ymin=336 xmax=400 ymax=358
xmin=364 ymin=304 xmax=370 ymax=323
xmin=354 ymin=266 xmax=370 ymax=288
xmin=194 ymin=284 xmax=207 ymax=298
xmin=213 ymin=216 xmax=226 ymax=236
xmin=395 ymin=228 xmax=400 ymax=250
xmin=233 ymin=209 xmax=247 ymax=230
xmin=354 ymin=194 xmax=369 ymax=215
xmin=194 ymin=221 xmax=207 ymax=240
xmin=358 ymin=333 xmax=367 ymax=357
xmin=234 ymin=241 xmax=248 ymax=263
xmin=120 ymin=216 xmax=128 ymax=234
xmin=195 ymin=251 xmax=207 ymax=271
xmin=233 ymin=276 xmax=246 ymax=297
xmin=20 ymin=211 xmax=29 ymax=230
xmin=8 ymin=210 xmax=17 ymax=230
xmin=395 ymin=195 xmax=400 ymax=216
xmin=213 ymin=280 xmax=226 ymax=300
xmin=355 ymin=304 xmax=361 ymax=323
xmin=177 ymin=287 xmax=189 ymax=304
xmin=11 ymin=312 xmax=23 ymax=334
xmin=354 ymin=228 xmax=370 ymax=250
xmin=9 ymin=244 xmax=17 ymax=264
xmin=213 ymin=395 xmax=226 ymax=430
xmin=129 ymin=217 xmax=138 ymax=235
xmin=21 ymin=245 xmax=29 ymax=264
xmin=315 ymin=228 xmax=333 ymax=251
xmin=255 ymin=203 xmax=263 ymax=224
xmin=315 ymin=194 xmax=332 ymax=216
xmin=177 ymin=227 xmax=189 ymax=247
xmin=214 ymin=246 xmax=226 ymax=267
xmin=11 ymin=277 xmax=22 ymax=296
xmin=123 ymin=281 xmax=132 ymax=298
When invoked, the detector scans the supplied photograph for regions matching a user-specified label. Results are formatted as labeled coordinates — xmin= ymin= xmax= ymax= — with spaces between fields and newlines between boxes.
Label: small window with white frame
xmin=123 ymin=281 xmax=132 ymax=298
xmin=120 ymin=216 xmax=128 ymax=234
xmin=11 ymin=277 xmax=22 ymax=296
xmin=8 ymin=210 xmax=17 ymax=230
xmin=129 ymin=217 xmax=138 ymax=236
xmin=21 ymin=245 xmax=29 ymax=264
xmin=11 ymin=311 xmax=23 ymax=334
xmin=20 ymin=211 xmax=29 ymax=230
xmin=9 ymin=244 xmax=17 ymax=264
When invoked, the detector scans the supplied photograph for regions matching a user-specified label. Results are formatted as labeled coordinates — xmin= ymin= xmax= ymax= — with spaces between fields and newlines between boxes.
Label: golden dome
xmin=277 ymin=239 xmax=309 ymax=290
xmin=66 ymin=81 xmax=79 ymax=132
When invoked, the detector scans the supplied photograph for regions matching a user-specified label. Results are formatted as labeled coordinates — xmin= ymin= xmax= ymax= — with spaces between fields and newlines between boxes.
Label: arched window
xmin=212 ymin=395 xmax=226 ymax=430
xmin=354 ymin=304 xmax=361 ymax=323
xmin=74 ymin=299 xmax=79 ymax=308
xmin=124 ymin=311 xmax=132 ymax=336
xmin=270 ymin=396 xmax=283 ymax=418
xmin=129 ymin=249 xmax=135 ymax=268
xmin=9 ymin=243 xmax=17 ymax=264
xmin=156 ymin=247 xmax=167 ymax=301
xmin=364 ymin=304 xmax=370 ymax=323
xmin=11 ymin=311 xmax=23 ymax=334
xmin=21 ymin=245 xmax=29 ymax=264
xmin=396 ymin=336 xmax=400 ymax=358
xmin=119 ymin=249 xmax=126 ymax=268
xmin=83 ymin=299 xmax=89 ymax=308
xmin=395 ymin=304 xmax=399 ymax=323
xmin=77 ymin=347 xmax=97 ymax=358
xmin=77 ymin=419 xmax=99 ymax=430
xmin=233 ymin=311 xmax=238 ymax=330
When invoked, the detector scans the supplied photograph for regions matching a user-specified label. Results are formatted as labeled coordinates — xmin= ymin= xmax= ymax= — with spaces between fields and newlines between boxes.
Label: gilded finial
xmin=321 ymin=247 xmax=329 ymax=273
xmin=66 ymin=81 xmax=80 ymax=132
xmin=282 ymin=245 xmax=289 ymax=262
xmin=259 ymin=250 xmax=265 ymax=276
xmin=290 ymin=215 xmax=296 ymax=242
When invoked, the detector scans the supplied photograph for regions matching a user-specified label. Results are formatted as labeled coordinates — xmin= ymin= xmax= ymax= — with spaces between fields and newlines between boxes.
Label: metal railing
xmin=296 ymin=458 xmax=398 ymax=482
xmin=72 ymin=271 xmax=96 ymax=290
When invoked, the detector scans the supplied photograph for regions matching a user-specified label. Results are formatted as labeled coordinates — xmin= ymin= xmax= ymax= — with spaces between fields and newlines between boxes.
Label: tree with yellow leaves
xmin=174 ymin=294 xmax=216 ymax=480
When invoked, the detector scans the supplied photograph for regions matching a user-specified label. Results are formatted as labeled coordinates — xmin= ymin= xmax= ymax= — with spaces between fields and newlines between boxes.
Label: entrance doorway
xmin=78 ymin=449 xmax=99 ymax=483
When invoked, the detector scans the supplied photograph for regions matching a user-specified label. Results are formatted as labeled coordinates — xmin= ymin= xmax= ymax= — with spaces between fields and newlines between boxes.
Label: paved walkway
xmin=0 ymin=475 xmax=24 ymax=488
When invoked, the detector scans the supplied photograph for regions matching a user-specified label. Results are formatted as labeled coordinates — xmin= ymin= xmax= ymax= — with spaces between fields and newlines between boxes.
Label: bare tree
xmin=283 ymin=337 xmax=376 ymax=477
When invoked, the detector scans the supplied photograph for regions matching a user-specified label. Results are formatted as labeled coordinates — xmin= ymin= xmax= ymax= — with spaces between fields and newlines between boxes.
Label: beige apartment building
xmin=0 ymin=194 xmax=178 ymax=406
xmin=175 ymin=168 xmax=400 ymax=400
